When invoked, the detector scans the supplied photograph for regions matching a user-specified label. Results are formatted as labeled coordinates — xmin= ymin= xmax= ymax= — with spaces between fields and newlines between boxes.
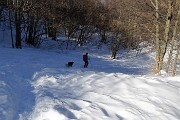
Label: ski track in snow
xmin=0 ymin=47 xmax=180 ymax=120
xmin=0 ymin=48 xmax=36 ymax=120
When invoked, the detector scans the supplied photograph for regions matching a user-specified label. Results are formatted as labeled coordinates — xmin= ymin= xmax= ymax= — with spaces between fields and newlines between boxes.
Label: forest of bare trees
xmin=0 ymin=0 xmax=179 ymax=76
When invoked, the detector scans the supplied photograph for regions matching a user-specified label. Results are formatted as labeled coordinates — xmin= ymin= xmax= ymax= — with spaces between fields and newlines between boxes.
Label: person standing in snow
xmin=83 ymin=52 xmax=89 ymax=68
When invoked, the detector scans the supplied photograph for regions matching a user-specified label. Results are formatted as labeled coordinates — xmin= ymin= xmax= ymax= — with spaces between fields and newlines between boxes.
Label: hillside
xmin=0 ymin=40 xmax=180 ymax=120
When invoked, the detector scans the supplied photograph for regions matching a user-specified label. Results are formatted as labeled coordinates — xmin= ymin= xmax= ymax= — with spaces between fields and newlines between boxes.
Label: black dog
xmin=66 ymin=62 xmax=74 ymax=67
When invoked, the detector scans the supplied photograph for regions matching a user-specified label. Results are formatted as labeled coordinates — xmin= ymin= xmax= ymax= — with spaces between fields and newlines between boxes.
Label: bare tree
xmin=108 ymin=0 xmax=180 ymax=75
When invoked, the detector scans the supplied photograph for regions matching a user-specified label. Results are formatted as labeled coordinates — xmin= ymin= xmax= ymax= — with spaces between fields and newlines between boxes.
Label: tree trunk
xmin=111 ymin=45 xmax=115 ymax=59
xmin=8 ymin=8 xmax=14 ymax=48
xmin=47 ymin=18 xmax=56 ymax=40
xmin=172 ymin=46 xmax=180 ymax=76
xmin=27 ymin=16 xmax=34 ymax=45
xmin=155 ymin=0 xmax=161 ymax=73
xmin=100 ymin=30 xmax=107 ymax=43
xmin=159 ymin=0 xmax=173 ymax=71
xmin=78 ymin=28 xmax=85 ymax=46
xmin=166 ymin=9 xmax=180 ymax=73
xmin=0 ymin=7 xmax=3 ymax=21
xmin=15 ymin=8 xmax=21 ymax=48
xmin=14 ymin=0 xmax=21 ymax=49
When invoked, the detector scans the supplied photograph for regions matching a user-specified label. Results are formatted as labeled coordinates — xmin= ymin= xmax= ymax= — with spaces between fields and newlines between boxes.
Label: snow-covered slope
xmin=0 ymin=46 xmax=180 ymax=120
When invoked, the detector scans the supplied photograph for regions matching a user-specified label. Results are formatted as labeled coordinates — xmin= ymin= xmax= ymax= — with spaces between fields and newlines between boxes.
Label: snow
xmin=0 ymin=39 xmax=180 ymax=120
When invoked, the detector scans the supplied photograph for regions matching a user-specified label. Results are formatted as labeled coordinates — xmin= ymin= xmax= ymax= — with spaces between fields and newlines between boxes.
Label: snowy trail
xmin=0 ymin=47 xmax=180 ymax=120
xmin=0 ymin=48 xmax=36 ymax=120
xmin=0 ymin=71 xmax=34 ymax=120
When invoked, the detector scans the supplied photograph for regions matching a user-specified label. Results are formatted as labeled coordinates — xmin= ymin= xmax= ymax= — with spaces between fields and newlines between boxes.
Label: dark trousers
xmin=84 ymin=61 xmax=89 ymax=68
